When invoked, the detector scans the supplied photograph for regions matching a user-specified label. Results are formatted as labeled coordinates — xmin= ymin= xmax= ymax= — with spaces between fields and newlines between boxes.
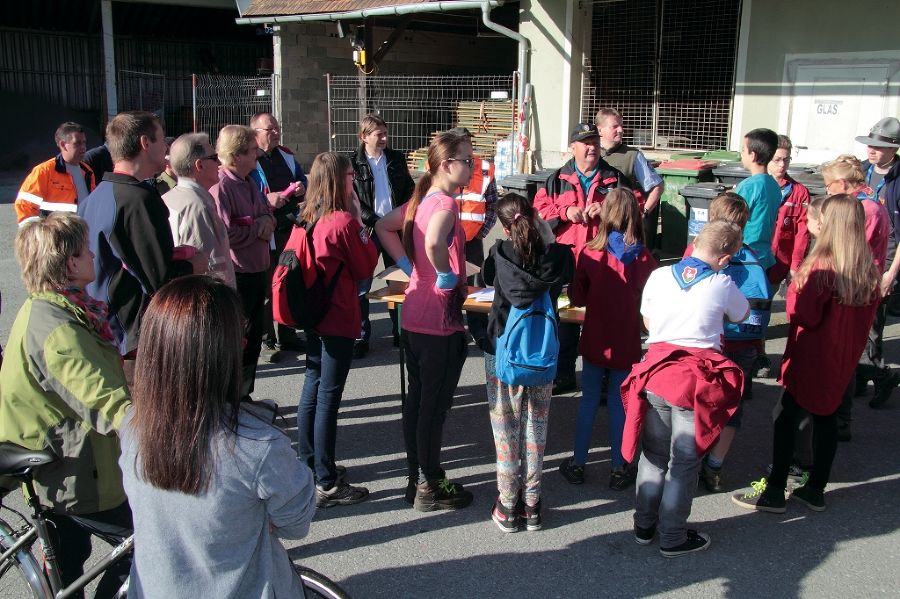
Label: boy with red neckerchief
xmin=621 ymin=220 xmax=749 ymax=558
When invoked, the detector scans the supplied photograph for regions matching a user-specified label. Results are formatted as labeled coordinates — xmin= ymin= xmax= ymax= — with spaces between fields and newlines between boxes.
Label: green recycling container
xmin=669 ymin=151 xmax=706 ymax=160
xmin=702 ymin=149 xmax=741 ymax=162
xmin=656 ymin=159 xmax=718 ymax=255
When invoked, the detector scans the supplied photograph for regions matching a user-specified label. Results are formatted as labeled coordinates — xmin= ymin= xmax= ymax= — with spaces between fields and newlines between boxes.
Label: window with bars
xmin=581 ymin=0 xmax=741 ymax=151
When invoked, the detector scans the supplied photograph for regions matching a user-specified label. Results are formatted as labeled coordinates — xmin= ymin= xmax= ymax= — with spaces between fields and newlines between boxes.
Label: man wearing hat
xmin=854 ymin=117 xmax=900 ymax=409
xmin=534 ymin=122 xmax=628 ymax=394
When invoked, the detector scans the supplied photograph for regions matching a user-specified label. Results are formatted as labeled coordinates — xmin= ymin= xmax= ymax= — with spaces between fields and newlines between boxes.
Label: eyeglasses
xmin=202 ymin=153 xmax=219 ymax=162
xmin=447 ymin=158 xmax=474 ymax=168
xmin=771 ymin=157 xmax=791 ymax=165
xmin=255 ymin=127 xmax=279 ymax=133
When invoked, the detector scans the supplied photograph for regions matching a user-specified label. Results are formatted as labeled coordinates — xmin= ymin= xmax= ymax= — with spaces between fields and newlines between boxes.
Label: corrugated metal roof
xmin=242 ymin=0 xmax=433 ymax=17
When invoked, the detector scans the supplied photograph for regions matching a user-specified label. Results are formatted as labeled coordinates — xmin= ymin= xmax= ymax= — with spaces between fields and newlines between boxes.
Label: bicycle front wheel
xmin=295 ymin=566 xmax=351 ymax=599
xmin=0 ymin=518 xmax=52 ymax=599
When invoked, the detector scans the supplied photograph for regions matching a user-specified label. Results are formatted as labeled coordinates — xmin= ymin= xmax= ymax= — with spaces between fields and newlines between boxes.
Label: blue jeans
xmin=573 ymin=362 xmax=628 ymax=468
xmin=634 ymin=390 xmax=702 ymax=548
xmin=297 ymin=332 xmax=354 ymax=489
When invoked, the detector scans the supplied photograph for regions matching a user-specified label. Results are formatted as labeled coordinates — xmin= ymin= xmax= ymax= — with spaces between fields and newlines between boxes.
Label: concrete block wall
xmin=274 ymin=21 xmax=516 ymax=168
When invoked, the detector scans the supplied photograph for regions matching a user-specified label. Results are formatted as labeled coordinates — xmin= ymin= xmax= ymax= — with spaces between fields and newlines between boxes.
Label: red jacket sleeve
xmin=787 ymin=270 xmax=830 ymax=330
xmin=533 ymin=187 xmax=562 ymax=222
xmin=790 ymin=186 xmax=811 ymax=272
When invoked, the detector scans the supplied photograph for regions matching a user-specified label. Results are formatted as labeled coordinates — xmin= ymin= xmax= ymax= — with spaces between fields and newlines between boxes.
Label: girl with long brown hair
xmin=119 ymin=275 xmax=317 ymax=598
xmin=559 ymin=188 xmax=656 ymax=490
xmin=375 ymin=130 xmax=475 ymax=512
xmin=298 ymin=152 xmax=378 ymax=507
xmin=733 ymin=194 xmax=880 ymax=513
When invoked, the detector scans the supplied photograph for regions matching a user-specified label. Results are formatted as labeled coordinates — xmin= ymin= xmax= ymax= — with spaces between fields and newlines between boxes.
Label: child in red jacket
xmin=767 ymin=135 xmax=811 ymax=286
xmin=732 ymin=194 xmax=880 ymax=513
xmin=559 ymin=189 xmax=656 ymax=490
xmin=297 ymin=152 xmax=378 ymax=508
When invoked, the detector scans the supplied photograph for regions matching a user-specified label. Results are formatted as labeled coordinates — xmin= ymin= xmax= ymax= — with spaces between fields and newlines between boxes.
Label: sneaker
xmin=754 ymin=354 xmax=772 ymax=378
xmin=730 ymin=479 xmax=786 ymax=513
xmin=699 ymin=462 xmax=724 ymax=493
xmin=870 ymin=371 xmax=900 ymax=408
xmin=609 ymin=465 xmax=637 ymax=491
xmin=518 ymin=500 xmax=542 ymax=531
xmin=491 ymin=498 xmax=519 ymax=533
xmin=413 ymin=478 xmax=474 ymax=512
xmin=261 ymin=343 xmax=281 ymax=364
xmin=634 ymin=523 xmax=656 ymax=546
xmin=316 ymin=482 xmax=369 ymax=508
xmin=790 ymin=484 xmax=826 ymax=512
xmin=660 ymin=530 xmax=710 ymax=557
xmin=765 ymin=463 xmax=807 ymax=484
xmin=552 ymin=375 xmax=577 ymax=395
xmin=559 ymin=458 xmax=585 ymax=485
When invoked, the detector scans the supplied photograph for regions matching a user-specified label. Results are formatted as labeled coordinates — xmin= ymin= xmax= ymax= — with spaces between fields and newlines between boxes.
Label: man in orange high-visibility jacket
xmin=450 ymin=127 xmax=498 ymax=350
xmin=16 ymin=122 xmax=95 ymax=226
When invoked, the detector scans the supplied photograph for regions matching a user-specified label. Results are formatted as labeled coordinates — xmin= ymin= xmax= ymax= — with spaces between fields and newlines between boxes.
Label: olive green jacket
xmin=0 ymin=292 xmax=131 ymax=514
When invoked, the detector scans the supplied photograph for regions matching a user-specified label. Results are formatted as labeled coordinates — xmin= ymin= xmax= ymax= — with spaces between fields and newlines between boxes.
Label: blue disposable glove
xmin=396 ymin=255 xmax=413 ymax=277
xmin=435 ymin=271 xmax=458 ymax=290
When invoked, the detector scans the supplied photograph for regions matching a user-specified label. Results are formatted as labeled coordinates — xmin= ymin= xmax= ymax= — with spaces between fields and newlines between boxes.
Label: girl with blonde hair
xmin=733 ymin=194 xmax=879 ymax=513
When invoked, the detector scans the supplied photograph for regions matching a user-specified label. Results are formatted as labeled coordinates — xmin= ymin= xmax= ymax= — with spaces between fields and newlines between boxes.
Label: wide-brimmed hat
xmin=855 ymin=117 xmax=900 ymax=148
xmin=569 ymin=122 xmax=599 ymax=144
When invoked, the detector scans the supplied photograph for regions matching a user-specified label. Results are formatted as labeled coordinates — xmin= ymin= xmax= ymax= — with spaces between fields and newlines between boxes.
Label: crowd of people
xmin=1 ymin=107 xmax=899 ymax=595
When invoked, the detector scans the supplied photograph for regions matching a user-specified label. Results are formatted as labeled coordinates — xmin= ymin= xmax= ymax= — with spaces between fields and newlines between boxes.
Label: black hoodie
xmin=482 ymin=239 xmax=574 ymax=355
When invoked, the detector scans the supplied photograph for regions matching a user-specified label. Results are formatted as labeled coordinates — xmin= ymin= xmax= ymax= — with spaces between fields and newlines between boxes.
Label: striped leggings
xmin=484 ymin=353 xmax=552 ymax=510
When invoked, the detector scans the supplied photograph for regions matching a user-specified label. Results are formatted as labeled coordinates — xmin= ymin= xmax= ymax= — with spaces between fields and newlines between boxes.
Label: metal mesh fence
xmin=192 ymin=74 xmax=276 ymax=143
xmin=119 ymin=70 xmax=166 ymax=117
xmin=581 ymin=0 xmax=657 ymax=147
xmin=326 ymin=74 xmax=516 ymax=159
xmin=581 ymin=0 xmax=740 ymax=150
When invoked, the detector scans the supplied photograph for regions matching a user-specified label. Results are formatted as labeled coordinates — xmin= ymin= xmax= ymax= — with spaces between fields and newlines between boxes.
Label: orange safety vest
xmin=457 ymin=157 xmax=495 ymax=241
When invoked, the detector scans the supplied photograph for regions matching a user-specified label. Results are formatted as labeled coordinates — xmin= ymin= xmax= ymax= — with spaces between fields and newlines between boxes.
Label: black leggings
xmin=401 ymin=330 xmax=468 ymax=481
xmin=768 ymin=390 xmax=838 ymax=493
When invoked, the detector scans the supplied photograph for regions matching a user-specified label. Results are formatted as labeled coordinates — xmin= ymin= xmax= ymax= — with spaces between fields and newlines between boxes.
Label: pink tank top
xmin=401 ymin=192 xmax=467 ymax=336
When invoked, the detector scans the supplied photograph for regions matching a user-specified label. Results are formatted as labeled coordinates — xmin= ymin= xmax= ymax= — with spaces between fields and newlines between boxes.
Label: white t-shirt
xmin=641 ymin=265 xmax=749 ymax=351
xmin=65 ymin=162 xmax=90 ymax=201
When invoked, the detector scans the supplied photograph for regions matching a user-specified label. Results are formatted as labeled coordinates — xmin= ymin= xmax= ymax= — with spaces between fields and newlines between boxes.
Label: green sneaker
xmin=731 ymin=478 xmax=786 ymax=513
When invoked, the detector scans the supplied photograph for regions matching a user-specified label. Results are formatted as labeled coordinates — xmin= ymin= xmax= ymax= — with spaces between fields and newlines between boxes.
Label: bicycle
xmin=0 ymin=442 xmax=351 ymax=599
xmin=0 ymin=442 xmax=132 ymax=599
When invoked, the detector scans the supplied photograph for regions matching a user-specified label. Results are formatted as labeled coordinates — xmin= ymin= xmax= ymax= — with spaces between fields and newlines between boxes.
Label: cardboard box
xmin=375 ymin=261 xmax=481 ymax=283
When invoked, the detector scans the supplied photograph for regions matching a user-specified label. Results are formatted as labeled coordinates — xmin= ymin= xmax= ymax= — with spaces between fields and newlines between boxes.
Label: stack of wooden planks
xmin=405 ymin=99 xmax=515 ymax=170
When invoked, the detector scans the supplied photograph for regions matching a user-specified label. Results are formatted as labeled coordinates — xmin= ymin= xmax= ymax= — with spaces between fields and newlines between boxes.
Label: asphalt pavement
xmin=0 ymin=173 xmax=898 ymax=598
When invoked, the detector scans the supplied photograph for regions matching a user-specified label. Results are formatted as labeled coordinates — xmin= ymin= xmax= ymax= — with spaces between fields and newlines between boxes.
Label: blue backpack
xmin=495 ymin=291 xmax=559 ymax=386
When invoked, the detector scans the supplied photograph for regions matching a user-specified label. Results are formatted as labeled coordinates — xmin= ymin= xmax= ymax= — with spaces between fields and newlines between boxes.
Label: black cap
xmin=569 ymin=122 xmax=599 ymax=144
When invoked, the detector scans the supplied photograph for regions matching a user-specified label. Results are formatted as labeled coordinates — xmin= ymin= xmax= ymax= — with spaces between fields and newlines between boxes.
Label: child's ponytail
xmin=497 ymin=193 xmax=544 ymax=270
